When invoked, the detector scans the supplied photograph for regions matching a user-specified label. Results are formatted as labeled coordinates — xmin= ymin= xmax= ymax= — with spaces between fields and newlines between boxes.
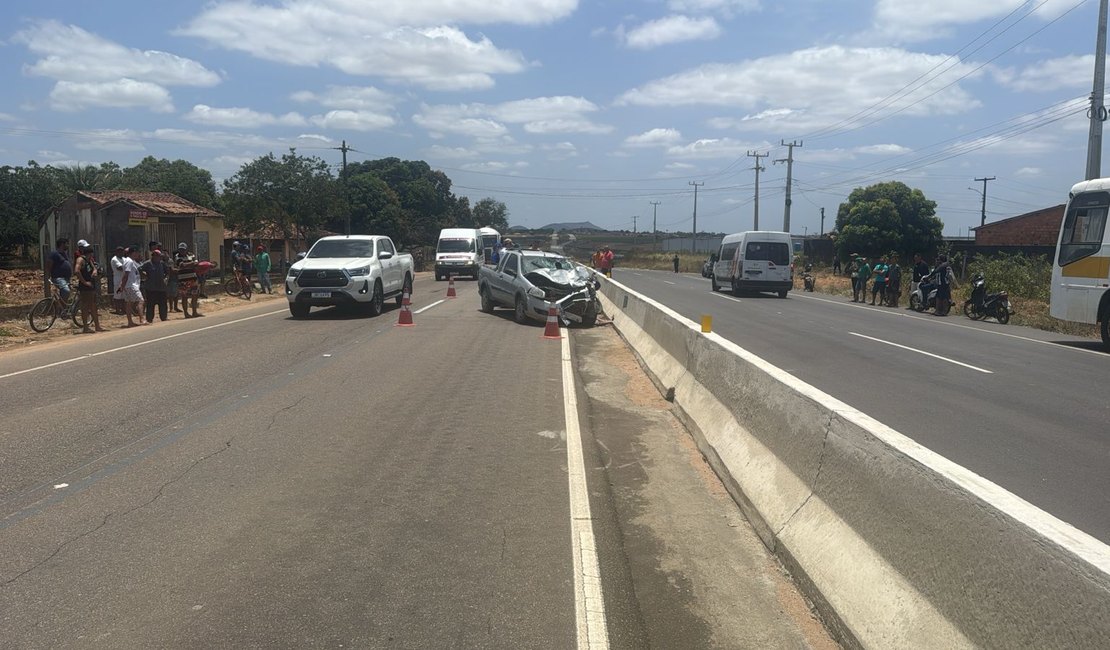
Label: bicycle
xmin=223 ymin=270 xmax=253 ymax=299
xmin=29 ymin=284 xmax=89 ymax=332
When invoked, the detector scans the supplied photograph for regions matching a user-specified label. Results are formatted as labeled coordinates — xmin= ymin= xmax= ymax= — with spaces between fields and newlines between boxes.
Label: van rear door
xmin=742 ymin=240 xmax=792 ymax=283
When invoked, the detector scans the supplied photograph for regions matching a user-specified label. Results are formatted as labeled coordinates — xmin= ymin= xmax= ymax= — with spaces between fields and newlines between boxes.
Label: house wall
xmin=195 ymin=216 xmax=223 ymax=265
xmin=974 ymin=205 xmax=1064 ymax=246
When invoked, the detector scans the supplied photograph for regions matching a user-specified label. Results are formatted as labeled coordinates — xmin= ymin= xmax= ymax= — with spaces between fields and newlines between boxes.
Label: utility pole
xmin=333 ymin=139 xmax=353 ymax=235
xmin=689 ymin=181 xmax=703 ymax=253
xmin=747 ymin=151 xmax=768 ymax=230
xmin=974 ymin=176 xmax=996 ymax=227
xmin=820 ymin=207 xmax=825 ymax=235
xmin=650 ymin=201 xmax=661 ymax=245
xmin=1087 ymin=0 xmax=1108 ymax=180
xmin=632 ymin=215 xmax=638 ymax=234
xmin=774 ymin=140 xmax=802 ymax=233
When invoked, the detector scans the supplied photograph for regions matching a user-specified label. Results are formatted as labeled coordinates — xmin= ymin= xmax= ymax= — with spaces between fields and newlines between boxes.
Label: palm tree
xmin=51 ymin=163 xmax=121 ymax=193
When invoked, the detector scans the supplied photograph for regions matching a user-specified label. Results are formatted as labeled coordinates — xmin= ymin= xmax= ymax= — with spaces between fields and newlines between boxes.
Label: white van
xmin=435 ymin=227 xmax=482 ymax=280
xmin=710 ymin=231 xmax=794 ymax=297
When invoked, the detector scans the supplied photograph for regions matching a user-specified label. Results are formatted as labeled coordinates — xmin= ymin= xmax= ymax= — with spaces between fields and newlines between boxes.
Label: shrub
xmin=966 ymin=253 xmax=1051 ymax=302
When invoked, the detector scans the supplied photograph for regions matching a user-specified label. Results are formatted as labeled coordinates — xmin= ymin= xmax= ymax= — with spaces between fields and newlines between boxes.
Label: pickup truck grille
xmin=296 ymin=269 xmax=348 ymax=288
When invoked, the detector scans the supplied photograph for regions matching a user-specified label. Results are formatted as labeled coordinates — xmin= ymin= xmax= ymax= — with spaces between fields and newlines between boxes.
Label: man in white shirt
xmin=110 ymin=246 xmax=127 ymax=314
xmin=115 ymin=246 xmax=147 ymax=326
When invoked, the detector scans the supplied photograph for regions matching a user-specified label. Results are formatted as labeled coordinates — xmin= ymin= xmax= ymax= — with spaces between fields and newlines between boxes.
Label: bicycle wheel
xmin=29 ymin=298 xmax=58 ymax=332
xmin=223 ymin=277 xmax=242 ymax=297
xmin=242 ymin=278 xmax=252 ymax=299
xmin=71 ymin=301 xmax=91 ymax=328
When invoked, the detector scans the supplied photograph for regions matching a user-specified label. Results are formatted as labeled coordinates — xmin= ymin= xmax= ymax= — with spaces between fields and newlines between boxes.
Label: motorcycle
xmin=909 ymin=281 xmax=938 ymax=313
xmin=962 ymin=273 xmax=1013 ymax=324
xmin=801 ymin=262 xmax=815 ymax=292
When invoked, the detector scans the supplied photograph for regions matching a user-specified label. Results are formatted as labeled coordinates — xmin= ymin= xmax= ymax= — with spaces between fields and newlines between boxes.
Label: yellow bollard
xmin=701 ymin=314 xmax=712 ymax=333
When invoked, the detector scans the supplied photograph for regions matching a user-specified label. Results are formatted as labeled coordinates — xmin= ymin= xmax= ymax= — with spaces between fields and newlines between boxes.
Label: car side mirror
xmin=378 ymin=251 xmax=394 ymax=260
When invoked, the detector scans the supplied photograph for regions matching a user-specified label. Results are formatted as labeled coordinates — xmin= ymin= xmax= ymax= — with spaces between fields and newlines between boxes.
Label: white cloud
xmin=624 ymin=15 xmax=721 ymax=49
xmin=308 ymin=110 xmax=396 ymax=131
xmin=542 ymin=141 xmax=579 ymax=160
xmin=291 ymin=86 xmax=395 ymax=110
xmin=425 ymin=145 xmax=481 ymax=160
xmin=0 ymin=113 xmax=17 ymax=122
xmin=50 ymin=79 xmax=175 ymax=113
xmin=872 ymin=0 xmax=1077 ymax=42
xmin=1015 ymin=166 xmax=1043 ymax=176
xmin=667 ymin=0 xmax=759 ymax=14
xmin=36 ymin=150 xmax=69 ymax=160
xmin=15 ymin=20 xmax=221 ymax=86
xmin=666 ymin=137 xmax=758 ymax=159
xmin=178 ymin=0 xmax=575 ymax=90
xmin=294 ymin=134 xmax=334 ymax=144
xmin=994 ymin=55 xmax=1100 ymax=92
xmin=414 ymin=96 xmax=610 ymax=137
xmin=71 ymin=129 xmax=146 ymax=152
xmin=665 ymin=161 xmax=697 ymax=170
xmin=460 ymin=160 xmax=531 ymax=173
xmin=624 ymin=128 xmax=684 ymax=148
xmin=855 ymin=143 xmax=912 ymax=155
xmin=472 ymin=136 xmax=534 ymax=155
xmin=619 ymin=46 xmax=981 ymax=132
xmin=186 ymin=105 xmax=307 ymax=128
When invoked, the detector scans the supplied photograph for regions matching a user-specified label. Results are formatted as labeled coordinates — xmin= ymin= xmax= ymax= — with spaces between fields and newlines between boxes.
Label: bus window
xmin=1059 ymin=191 xmax=1109 ymax=265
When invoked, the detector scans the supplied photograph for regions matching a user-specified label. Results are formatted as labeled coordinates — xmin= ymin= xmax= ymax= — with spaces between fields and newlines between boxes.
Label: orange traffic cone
xmin=542 ymin=302 xmax=562 ymax=339
xmin=395 ymin=287 xmax=414 ymax=327
xmin=446 ymin=274 xmax=457 ymax=298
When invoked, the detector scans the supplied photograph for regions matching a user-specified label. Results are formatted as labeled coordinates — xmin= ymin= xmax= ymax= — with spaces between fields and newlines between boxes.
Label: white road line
xmin=0 ymin=309 xmax=287 ymax=381
xmin=710 ymin=292 xmax=742 ymax=303
xmin=663 ymin=280 xmax=676 ymax=285
xmin=850 ymin=332 xmax=993 ymax=374
xmin=413 ymin=299 xmax=445 ymax=314
xmin=561 ymin=333 xmax=609 ymax=650
xmin=793 ymin=292 xmax=1108 ymax=358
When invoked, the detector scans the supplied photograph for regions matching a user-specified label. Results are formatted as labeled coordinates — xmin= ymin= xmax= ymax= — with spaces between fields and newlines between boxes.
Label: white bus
xmin=1050 ymin=178 xmax=1110 ymax=347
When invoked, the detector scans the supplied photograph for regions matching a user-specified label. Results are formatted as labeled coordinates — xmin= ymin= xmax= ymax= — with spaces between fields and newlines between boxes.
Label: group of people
xmin=841 ymin=252 xmax=957 ymax=315
xmin=592 ymin=246 xmax=614 ymax=277
xmin=43 ymin=237 xmax=207 ymax=333
xmin=230 ymin=241 xmax=273 ymax=294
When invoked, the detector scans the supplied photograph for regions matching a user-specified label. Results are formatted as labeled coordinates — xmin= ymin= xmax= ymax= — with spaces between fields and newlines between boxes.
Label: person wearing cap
xmin=255 ymin=244 xmax=272 ymax=294
xmin=110 ymin=245 xmax=128 ymax=314
xmin=140 ymin=249 xmax=170 ymax=322
xmin=74 ymin=240 xmax=104 ymax=333
xmin=174 ymin=242 xmax=202 ymax=318
xmin=115 ymin=247 xmax=147 ymax=326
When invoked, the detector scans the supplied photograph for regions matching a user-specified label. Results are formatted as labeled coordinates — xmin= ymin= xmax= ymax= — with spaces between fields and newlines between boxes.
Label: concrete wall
xmin=595 ymin=278 xmax=1110 ymax=649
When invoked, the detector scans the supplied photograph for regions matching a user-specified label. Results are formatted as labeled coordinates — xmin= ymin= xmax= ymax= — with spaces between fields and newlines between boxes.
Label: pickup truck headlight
xmin=527 ymin=286 xmax=547 ymax=300
xmin=288 ymin=268 xmax=302 ymax=278
xmin=350 ymin=266 xmax=372 ymax=277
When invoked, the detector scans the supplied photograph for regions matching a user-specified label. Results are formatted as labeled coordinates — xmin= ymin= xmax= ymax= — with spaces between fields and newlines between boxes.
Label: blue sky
xmin=0 ymin=0 xmax=1105 ymax=236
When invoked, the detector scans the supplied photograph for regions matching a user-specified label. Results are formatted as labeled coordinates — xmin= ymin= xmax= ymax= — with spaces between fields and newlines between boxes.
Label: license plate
xmin=311 ymin=292 xmax=331 ymax=298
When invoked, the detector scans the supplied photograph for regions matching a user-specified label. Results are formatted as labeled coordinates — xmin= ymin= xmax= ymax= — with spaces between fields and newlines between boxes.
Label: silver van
xmin=710 ymin=231 xmax=794 ymax=297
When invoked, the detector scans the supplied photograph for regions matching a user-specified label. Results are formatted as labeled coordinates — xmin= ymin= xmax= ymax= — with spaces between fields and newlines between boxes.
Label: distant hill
xmin=539 ymin=221 xmax=605 ymax=232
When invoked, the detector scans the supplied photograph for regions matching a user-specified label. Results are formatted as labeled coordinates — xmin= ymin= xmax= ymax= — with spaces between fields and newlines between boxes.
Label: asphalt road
xmin=612 ymin=268 xmax=1110 ymax=543
xmin=0 ymin=276 xmax=832 ymax=648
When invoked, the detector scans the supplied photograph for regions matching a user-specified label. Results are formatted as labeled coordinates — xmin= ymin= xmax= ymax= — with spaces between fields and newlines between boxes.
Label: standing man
xmin=672 ymin=253 xmax=680 ymax=273
xmin=44 ymin=237 xmax=73 ymax=303
xmin=887 ymin=254 xmax=903 ymax=307
xmin=870 ymin=255 xmax=888 ymax=306
xmin=255 ymin=245 xmax=272 ymax=294
xmin=115 ymin=246 xmax=147 ymax=326
xmin=74 ymin=240 xmax=104 ymax=333
xmin=911 ymin=253 xmax=929 ymax=309
xmin=856 ymin=256 xmax=871 ymax=304
xmin=140 ymin=249 xmax=169 ymax=322
xmin=832 ymin=255 xmax=841 ymax=275
xmin=110 ymin=246 xmax=127 ymax=314
xmin=600 ymin=246 xmax=614 ymax=278
xmin=175 ymin=242 xmax=202 ymax=318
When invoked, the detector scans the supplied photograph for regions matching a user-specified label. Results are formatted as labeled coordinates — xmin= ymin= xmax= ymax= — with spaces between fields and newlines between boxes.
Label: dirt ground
xmin=0 ymin=270 xmax=285 ymax=354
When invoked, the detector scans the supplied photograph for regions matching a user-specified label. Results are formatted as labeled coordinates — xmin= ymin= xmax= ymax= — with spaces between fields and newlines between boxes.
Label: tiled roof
xmin=78 ymin=190 xmax=222 ymax=218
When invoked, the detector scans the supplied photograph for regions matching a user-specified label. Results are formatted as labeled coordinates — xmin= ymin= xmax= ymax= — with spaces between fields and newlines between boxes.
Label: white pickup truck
xmin=285 ymin=235 xmax=414 ymax=318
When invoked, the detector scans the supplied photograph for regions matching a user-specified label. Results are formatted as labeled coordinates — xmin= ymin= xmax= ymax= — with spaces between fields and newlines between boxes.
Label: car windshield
xmin=523 ymin=255 xmax=573 ymax=272
xmin=307 ymin=240 xmax=374 ymax=258
xmin=438 ymin=239 xmax=475 ymax=253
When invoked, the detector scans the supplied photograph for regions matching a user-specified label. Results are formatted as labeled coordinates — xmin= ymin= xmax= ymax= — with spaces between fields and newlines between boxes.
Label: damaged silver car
xmin=478 ymin=250 xmax=601 ymax=326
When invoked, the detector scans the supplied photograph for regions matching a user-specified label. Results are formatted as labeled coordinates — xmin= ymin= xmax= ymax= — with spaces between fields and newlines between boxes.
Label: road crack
xmin=773 ymin=414 xmax=833 ymax=544
xmin=267 ymin=396 xmax=307 ymax=431
xmin=1 ymin=440 xmax=233 ymax=588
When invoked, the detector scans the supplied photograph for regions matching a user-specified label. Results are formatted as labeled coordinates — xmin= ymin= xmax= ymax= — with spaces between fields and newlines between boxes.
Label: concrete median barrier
xmin=596 ymin=277 xmax=1110 ymax=649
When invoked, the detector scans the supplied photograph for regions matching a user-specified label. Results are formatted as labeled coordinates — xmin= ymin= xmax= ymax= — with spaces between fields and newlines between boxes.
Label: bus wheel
xmin=1101 ymin=310 xmax=1110 ymax=349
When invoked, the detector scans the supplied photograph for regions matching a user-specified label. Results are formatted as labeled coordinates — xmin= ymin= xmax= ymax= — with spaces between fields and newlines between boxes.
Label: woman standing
xmin=74 ymin=240 xmax=104 ymax=333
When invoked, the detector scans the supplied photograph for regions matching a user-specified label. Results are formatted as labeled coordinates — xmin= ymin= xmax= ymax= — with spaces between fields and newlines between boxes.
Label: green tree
xmin=50 ymin=163 xmax=118 ymax=193
xmin=834 ymin=181 xmax=942 ymax=261
xmin=221 ymin=150 xmax=341 ymax=241
xmin=0 ymin=162 xmax=65 ymax=256
xmin=472 ymin=197 xmax=509 ymax=232
xmin=120 ymin=156 xmax=217 ymax=207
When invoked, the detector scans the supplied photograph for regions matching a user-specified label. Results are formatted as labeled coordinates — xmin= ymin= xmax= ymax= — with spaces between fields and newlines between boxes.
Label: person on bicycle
xmin=74 ymin=240 xmax=104 ymax=333
xmin=45 ymin=237 xmax=73 ymax=303
xmin=231 ymin=242 xmax=253 ymax=294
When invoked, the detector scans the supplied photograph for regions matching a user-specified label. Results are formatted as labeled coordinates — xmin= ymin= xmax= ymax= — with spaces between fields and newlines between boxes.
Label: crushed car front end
xmin=523 ymin=265 xmax=600 ymax=326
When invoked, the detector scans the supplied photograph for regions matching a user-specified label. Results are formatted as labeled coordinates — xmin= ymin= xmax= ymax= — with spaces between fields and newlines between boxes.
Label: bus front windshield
xmin=1059 ymin=191 xmax=1109 ymax=266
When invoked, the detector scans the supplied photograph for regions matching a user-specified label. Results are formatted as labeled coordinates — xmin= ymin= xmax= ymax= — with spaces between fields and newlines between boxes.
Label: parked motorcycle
xmin=909 ymin=281 xmax=938 ymax=313
xmin=962 ymin=273 xmax=1013 ymax=324
xmin=802 ymin=262 xmax=815 ymax=292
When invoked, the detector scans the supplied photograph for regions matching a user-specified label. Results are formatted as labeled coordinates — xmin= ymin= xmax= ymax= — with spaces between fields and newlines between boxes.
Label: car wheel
xmin=289 ymin=302 xmax=310 ymax=318
xmin=777 ymin=290 xmax=788 ymax=298
xmin=480 ymin=285 xmax=495 ymax=313
xmin=711 ymin=274 xmax=720 ymax=292
xmin=514 ymin=294 xmax=529 ymax=324
xmin=367 ymin=281 xmax=384 ymax=317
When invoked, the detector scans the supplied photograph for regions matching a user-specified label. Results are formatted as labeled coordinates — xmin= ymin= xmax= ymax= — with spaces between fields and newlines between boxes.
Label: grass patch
xmin=619 ymin=251 xmax=708 ymax=274
xmin=0 ymin=326 xmax=16 ymax=337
